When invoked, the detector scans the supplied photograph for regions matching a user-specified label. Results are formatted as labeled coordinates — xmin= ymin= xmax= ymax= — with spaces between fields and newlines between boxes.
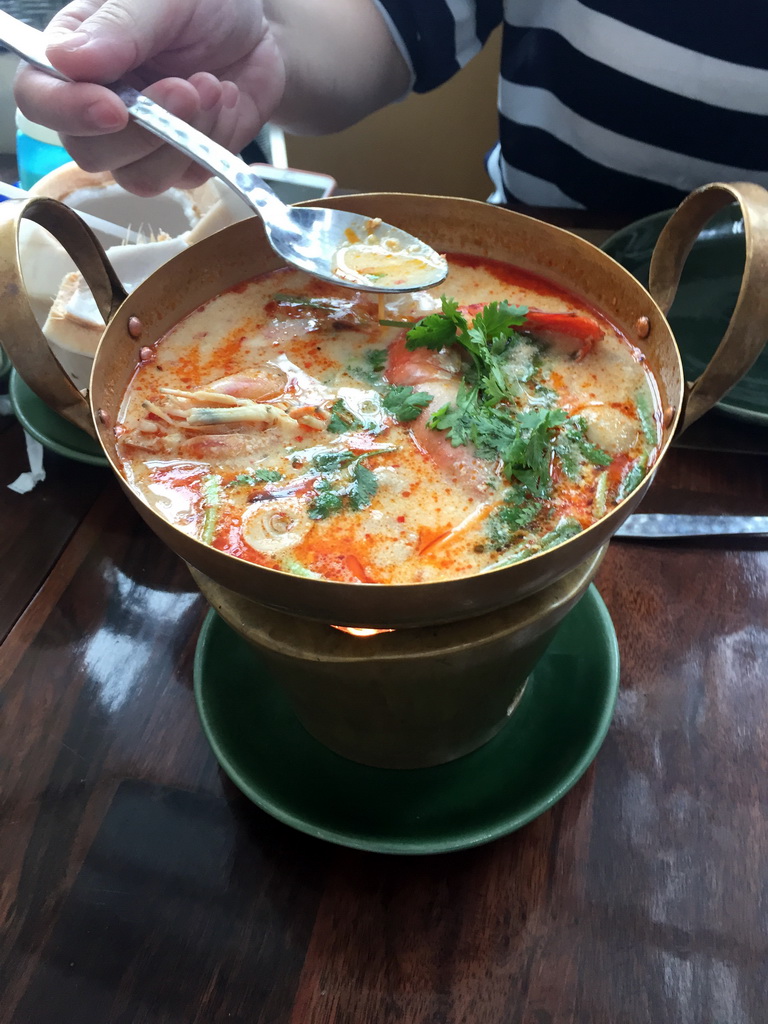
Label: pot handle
xmin=0 ymin=197 xmax=127 ymax=437
xmin=648 ymin=181 xmax=768 ymax=433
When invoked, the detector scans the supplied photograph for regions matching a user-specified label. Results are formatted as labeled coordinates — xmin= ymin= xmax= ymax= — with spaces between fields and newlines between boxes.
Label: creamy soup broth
xmin=116 ymin=254 xmax=661 ymax=584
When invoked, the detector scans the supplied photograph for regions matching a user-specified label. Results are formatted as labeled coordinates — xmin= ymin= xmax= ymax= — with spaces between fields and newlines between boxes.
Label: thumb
xmin=45 ymin=0 xmax=172 ymax=84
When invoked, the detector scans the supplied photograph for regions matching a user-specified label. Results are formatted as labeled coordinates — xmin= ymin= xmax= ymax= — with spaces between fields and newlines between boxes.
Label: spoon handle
xmin=0 ymin=11 xmax=68 ymax=79
xmin=111 ymin=84 xmax=288 ymax=220
xmin=0 ymin=9 xmax=287 ymax=223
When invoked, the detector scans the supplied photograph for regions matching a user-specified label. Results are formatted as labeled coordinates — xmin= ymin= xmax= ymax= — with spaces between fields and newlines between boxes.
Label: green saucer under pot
xmin=194 ymin=583 xmax=620 ymax=855
xmin=9 ymin=369 xmax=108 ymax=466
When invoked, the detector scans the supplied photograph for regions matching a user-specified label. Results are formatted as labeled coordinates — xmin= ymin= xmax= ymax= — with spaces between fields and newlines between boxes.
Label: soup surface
xmin=116 ymin=254 xmax=661 ymax=584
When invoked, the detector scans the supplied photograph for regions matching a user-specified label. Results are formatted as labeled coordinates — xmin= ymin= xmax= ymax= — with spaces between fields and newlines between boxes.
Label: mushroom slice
xmin=241 ymin=496 xmax=313 ymax=556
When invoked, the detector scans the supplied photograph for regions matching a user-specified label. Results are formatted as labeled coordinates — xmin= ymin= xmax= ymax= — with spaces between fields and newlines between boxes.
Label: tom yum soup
xmin=115 ymin=254 xmax=662 ymax=585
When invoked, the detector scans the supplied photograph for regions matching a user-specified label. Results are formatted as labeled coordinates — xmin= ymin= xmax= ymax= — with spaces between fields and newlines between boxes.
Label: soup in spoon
xmin=115 ymin=253 xmax=661 ymax=584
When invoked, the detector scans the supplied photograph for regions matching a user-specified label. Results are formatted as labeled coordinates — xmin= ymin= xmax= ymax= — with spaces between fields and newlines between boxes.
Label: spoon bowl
xmin=0 ymin=10 xmax=448 ymax=294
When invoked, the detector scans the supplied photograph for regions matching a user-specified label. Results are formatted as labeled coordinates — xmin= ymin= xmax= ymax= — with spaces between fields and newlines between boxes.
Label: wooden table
xmin=1 ymin=212 xmax=767 ymax=1024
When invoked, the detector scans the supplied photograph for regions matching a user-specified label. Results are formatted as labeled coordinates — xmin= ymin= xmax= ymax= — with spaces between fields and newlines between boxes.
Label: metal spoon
xmin=0 ymin=10 xmax=448 ymax=294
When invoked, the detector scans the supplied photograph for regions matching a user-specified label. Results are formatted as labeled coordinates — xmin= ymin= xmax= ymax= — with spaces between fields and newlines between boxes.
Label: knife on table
xmin=615 ymin=514 xmax=768 ymax=539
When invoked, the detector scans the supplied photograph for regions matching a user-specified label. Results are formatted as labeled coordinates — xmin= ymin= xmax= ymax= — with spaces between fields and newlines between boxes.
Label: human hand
xmin=14 ymin=0 xmax=286 ymax=194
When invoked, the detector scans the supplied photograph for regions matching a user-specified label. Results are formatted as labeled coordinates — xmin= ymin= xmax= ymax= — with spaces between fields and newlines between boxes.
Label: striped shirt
xmin=374 ymin=0 xmax=768 ymax=213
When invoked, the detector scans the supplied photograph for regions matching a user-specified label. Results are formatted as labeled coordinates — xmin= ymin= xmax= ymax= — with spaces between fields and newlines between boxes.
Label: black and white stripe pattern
xmin=376 ymin=0 xmax=768 ymax=213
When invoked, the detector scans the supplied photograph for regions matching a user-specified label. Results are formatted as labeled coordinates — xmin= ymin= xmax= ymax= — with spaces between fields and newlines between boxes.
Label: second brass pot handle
xmin=0 ymin=197 xmax=127 ymax=437
xmin=648 ymin=181 xmax=768 ymax=432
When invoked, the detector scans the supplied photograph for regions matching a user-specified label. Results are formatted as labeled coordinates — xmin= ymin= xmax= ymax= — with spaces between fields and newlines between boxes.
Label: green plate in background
xmin=9 ymin=369 xmax=108 ymax=466
xmin=602 ymin=205 xmax=768 ymax=425
xmin=194 ymin=585 xmax=620 ymax=855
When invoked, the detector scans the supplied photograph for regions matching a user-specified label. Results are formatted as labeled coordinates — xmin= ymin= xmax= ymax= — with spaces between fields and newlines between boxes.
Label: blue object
xmin=15 ymin=110 xmax=70 ymax=189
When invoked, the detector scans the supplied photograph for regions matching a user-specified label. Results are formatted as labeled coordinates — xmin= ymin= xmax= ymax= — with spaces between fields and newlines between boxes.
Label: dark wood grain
xmin=0 ymin=415 xmax=109 ymax=641
xmin=1 ymin=211 xmax=768 ymax=1024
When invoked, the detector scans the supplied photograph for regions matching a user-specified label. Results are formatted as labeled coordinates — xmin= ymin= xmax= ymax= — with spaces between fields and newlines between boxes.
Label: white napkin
xmin=8 ymin=431 xmax=46 ymax=494
xmin=0 ymin=395 xmax=47 ymax=493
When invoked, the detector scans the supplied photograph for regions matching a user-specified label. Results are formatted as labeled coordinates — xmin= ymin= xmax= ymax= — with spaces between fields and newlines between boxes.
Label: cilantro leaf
xmin=383 ymin=385 xmax=433 ymax=422
xmin=365 ymin=348 xmax=388 ymax=373
xmin=428 ymin=393 xmax=566 ymax=497
xmin=405 ymin=298 xmax=528 ymax=359
xmin=405 ymin=297 xmax=466 ymax=351
xmin=307 ymin=480 xmax=344 ymax=519
xmin=327 ymin=398 xmax=364 ymax=434
xmin=227 ymin=468 xmax=282 ymax=487
xmin=471 ymin=404 xmax=518 ymax=461
xmin=306 ymin=457 xmax=379 ymax=519
xmin=312 ymin=450 xmax=357 ymax=473
xmin=465 ymin=303 xmax=527 ymax=380
xmin=348 ymin=346 xmax=389 ymax=385
xmin=311 ymin=447 xmax=396 ymax=475
xmin=508 ymin=408 xmax=567 ymax=495
xmin=405 ymin=297 xmax=531 ymax=411
xmin=427 ymin=384 xmax=477 ymax=447
xmin=348 ymin=462 xmax=378 ymax=510
xmin=402 ymin=296 xmax=588 ymax=498
xmin=472 ymin=301 xmax=528 ymax=339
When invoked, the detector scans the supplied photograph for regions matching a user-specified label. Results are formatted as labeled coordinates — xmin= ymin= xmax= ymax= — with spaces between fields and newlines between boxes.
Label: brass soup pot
xmin=3 ymin=184 xmax=768 ymax=628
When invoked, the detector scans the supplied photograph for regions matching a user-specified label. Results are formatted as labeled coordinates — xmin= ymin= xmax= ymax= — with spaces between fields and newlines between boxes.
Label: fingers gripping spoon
xmin=0 ymin=10 xmax=448 ymax=294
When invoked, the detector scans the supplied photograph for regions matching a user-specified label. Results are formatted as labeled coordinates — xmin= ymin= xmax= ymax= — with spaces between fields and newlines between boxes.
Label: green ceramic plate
xmin=194 ymin=585 xmax=620 ymax=855
xmin=602 ymin=205 xmax=768 ymax=425
xmin=9 ymin=369 xmax=108 ymax=466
